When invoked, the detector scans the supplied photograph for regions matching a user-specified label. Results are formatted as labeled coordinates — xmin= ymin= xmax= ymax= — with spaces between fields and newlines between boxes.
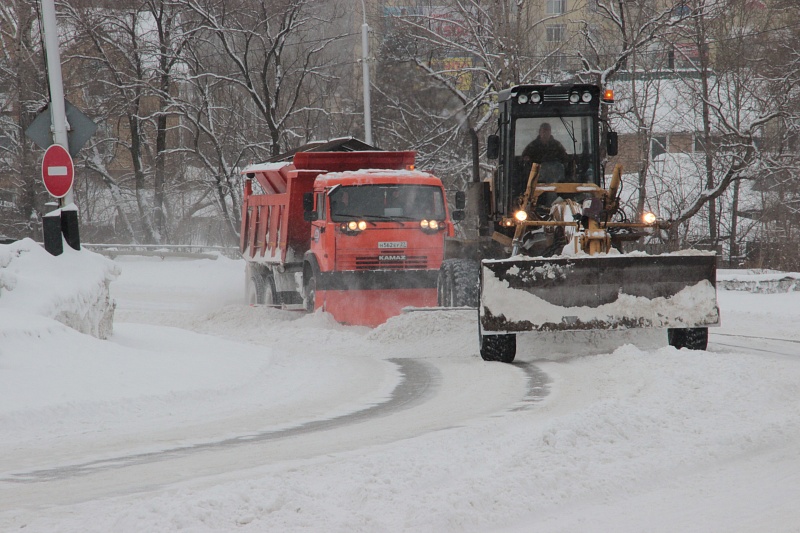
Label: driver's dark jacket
xmin=522 ymin=137 xmax=568 ymax=165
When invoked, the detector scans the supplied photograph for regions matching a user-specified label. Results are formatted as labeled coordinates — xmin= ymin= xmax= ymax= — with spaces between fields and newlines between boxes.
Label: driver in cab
xmin=521 ymin=122 xmax=569 ymax=183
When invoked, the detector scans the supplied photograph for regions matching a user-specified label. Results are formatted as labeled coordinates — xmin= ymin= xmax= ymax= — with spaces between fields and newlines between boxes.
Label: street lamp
xmin=360 ymin=0 xmax=372 ymax=145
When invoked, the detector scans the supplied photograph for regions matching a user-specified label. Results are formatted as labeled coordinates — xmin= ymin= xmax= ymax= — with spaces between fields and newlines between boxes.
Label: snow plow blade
xmin=480 ymin=253 xmax=719 ymax=333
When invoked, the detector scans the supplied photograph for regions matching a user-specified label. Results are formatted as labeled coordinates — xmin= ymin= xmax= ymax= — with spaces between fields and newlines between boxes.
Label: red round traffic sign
xmin=41 ymin=144 xmax=74 ymax=198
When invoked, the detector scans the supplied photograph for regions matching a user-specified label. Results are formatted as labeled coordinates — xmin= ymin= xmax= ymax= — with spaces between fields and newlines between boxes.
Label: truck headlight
xmin=344 ymin=220 xmax=367 ymax=232
xmin=420 ymin=219 xmax=442 ymax=232
xmin=642 ymin=212 xmax=657 ymax=224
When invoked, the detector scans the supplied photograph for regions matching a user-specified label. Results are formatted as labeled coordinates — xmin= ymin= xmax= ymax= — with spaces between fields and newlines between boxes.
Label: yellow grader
xmin=438 ymin=84 xmax=719 ymax=363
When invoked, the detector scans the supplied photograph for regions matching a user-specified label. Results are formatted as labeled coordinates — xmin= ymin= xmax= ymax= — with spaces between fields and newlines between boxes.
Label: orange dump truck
xmin=240 ymin=150 xmax=456 ymax=326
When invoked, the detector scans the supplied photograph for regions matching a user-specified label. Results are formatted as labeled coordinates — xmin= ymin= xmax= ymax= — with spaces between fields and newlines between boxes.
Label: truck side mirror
xmin=455 ymin=191 xmax=466 ymax=210
xmin=607 ymin=131 xmax=618 ymax=157
xmin=451 ymin=210 xmax=465 ymax=222
xmin=486 ymin=135 xmax=499 ymax=160
xmin=302 ymin=192 xmax=318 ymax=221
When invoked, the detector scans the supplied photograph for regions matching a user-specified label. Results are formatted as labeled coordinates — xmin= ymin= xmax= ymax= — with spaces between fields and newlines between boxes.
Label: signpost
xmin=38 ymin=0 xmax=83 ymax=255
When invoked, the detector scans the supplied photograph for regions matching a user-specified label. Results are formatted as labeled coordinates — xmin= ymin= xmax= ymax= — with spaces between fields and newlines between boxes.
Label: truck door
xmin=310 ymin=190 xmax=334 ymax=271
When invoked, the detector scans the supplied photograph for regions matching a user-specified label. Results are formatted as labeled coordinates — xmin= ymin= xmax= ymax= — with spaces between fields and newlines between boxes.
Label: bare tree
xmin=63 ymin=0 xmax=200 ymax=244
xmin=663 ymin=0 xmax=786 ymax=254
xmin=375 ymin=0 xmax=576 ymax=190
xmin=182 ymin=0 xmax=347 ymax=158
xmin=0 ymin=0 xmax=48 ymax=239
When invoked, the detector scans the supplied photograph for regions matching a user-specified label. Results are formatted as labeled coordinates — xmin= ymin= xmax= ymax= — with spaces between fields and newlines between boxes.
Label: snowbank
xmin=717 ymin=268 xmax=800 ymax=293
xmin=0 ymin=238 xmax=119 ymax=338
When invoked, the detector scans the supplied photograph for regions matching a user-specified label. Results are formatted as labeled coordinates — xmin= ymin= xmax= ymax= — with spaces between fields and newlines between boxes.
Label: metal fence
xmin=81 ymin=243 xmax=240 ymax=260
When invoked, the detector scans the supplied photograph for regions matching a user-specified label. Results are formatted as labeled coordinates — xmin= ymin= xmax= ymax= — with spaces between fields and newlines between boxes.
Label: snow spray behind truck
xmin=240 ymin=150 xmax=455 ymax=326
xmin=437 ymin=84 xmax=719 ymax=362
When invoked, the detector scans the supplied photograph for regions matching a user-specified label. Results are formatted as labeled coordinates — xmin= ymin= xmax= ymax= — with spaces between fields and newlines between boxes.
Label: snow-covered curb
xmin=718 ymin=269 xmax=800 ymax=293
xmin=0 ymin=238 xmax=119 ymax=338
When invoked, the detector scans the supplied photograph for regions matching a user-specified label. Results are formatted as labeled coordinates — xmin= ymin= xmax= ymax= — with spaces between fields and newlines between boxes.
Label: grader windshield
xmin=513 ymin=116 xmax=597 ymax=184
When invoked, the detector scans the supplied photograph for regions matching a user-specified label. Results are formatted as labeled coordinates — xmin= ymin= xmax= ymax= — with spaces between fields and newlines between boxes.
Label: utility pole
xmin=40 ymin=0 xmax=80 ymax=253
xmin=360 ymin=0 xmax=372 ymax=145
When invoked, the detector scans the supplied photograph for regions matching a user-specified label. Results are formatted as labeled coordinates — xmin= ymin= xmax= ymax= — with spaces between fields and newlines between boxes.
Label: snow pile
xmin=717 ymin=268 xmax=800 ymax=293
xmin=0 ymin=238 xmax=119 ymax=338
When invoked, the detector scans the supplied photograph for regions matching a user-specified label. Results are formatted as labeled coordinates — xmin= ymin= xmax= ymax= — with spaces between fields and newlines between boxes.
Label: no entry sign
xmin=41 ymin=143 xmax=74 ymax=198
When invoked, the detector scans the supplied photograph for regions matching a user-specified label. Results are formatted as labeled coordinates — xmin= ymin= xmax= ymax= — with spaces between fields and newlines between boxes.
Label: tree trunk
xmin=129 ymin=112 xmax=158 ymax=244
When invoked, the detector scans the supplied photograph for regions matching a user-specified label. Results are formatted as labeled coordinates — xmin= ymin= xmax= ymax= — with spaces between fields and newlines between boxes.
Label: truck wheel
xmin=304 ymin=274 xmax=316 ymax=313
xmin=262 ymin=273 xmax=278 ymax=306
xmin=438 ymin=259 xmax=479 ymax=307
xmin=246 ymin=271 xmax=265 ymax=305
xmin=480 ymin=332 xmax=516 ymax=363
xmin=667 ymin=327 xmax=708 ymax=350
xmin=451 ymin=259 xmax=480 ymax=307
xmin=437 ymin=261 xmax=454 ymax=306
xmin=246 ymin=270 xmax=277 ymax=306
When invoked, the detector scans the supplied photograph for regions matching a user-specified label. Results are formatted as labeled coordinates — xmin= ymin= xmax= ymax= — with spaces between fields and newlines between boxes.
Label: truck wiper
xmin=365 ymin=214 xmax=418 ymax=221
xmin=557 ymin=113 xmax=578 ymax=153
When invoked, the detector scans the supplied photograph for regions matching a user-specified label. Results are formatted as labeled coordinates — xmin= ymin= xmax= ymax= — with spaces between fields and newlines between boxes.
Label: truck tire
xmin=304 ymin=274 xmax=316 ymax=313
xmin=246 ymin=270 xmax=265 ymax=305
xmin=246 ymin=266 xmax=277 ymax=306
xmin=667 ymin=327 xmax=708 ymax=350
xmin=436 ymin=261 xmax=453 ymax=306
xmin=437 ymin=259 xmax=479 ymax=307
xmin=480 ymin=332 xmax=516 ymax=363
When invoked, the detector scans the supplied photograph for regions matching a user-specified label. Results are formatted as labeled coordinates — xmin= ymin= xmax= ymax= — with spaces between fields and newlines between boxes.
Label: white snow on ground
xmin=1 ymin=243 xmax=800 ymax=532
xmin=0 ymin=238 xmax=117 ymax=338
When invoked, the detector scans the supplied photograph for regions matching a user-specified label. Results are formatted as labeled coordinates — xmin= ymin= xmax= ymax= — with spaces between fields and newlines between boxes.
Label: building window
xmin=547 ymin=0 xmax=566 ymax=15
xmin=651 ymin=135 xmax=668 ymax=160
xmin=693 ymin=133 xmax=705 ymax=153
xmin=546 ymin=24 xmax=566 ymax=42
xmin=671 ymin=2 xmax=691 ymax=19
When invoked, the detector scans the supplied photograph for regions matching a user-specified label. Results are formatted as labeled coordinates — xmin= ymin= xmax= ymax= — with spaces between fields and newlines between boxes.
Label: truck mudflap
xmin=480 ymin=253 xmax=719 ymax=333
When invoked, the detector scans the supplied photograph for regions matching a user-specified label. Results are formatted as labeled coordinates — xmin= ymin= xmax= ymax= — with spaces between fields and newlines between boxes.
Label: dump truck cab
xmin=303 ymin=167 xmax=453 ymax=325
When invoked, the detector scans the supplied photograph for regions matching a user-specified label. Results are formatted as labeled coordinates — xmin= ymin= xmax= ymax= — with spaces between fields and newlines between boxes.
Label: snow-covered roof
xmin=314 ymin=169 xmax=436 ymax=185
xmin=610 ymin=75 xmax=762 ymax=135
xmin=241 ymin=162 xmax=292 ymax=174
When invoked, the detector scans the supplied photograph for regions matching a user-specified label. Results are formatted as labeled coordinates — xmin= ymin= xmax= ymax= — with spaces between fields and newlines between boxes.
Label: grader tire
xmin=438 ymin=259 xmax=480 ymax=308
xmin=480 ymin=332 xmax=516 ymax=363
xmin=668 ymin=327 xmax=709 ymax=350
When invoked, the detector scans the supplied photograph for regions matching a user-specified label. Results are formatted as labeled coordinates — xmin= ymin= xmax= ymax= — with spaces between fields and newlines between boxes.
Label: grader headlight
xmin=514 ymin=210 xmax=528 ymax=222
xmin=642 ymin=212 xmax=657 ymax=225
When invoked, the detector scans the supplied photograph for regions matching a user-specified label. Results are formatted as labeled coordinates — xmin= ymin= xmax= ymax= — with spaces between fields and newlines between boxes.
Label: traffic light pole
xmin=41 ymin=0 xmax=79 ymax=254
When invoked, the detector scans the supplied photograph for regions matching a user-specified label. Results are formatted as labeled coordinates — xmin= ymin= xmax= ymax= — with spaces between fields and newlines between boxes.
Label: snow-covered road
xmin=2 ymin=251 xmax=800 ymax=532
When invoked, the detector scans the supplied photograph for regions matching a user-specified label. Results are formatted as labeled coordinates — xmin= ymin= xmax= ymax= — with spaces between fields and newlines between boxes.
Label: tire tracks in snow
xmin=1 ymin=358 xmax=435 ymax=484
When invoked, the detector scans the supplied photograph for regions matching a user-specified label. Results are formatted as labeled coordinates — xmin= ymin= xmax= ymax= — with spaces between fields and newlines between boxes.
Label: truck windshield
xmin=514 ymin=116 xmax=597 ymax=184
xmin=329 ymin=184 xmax=446 ymax=222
